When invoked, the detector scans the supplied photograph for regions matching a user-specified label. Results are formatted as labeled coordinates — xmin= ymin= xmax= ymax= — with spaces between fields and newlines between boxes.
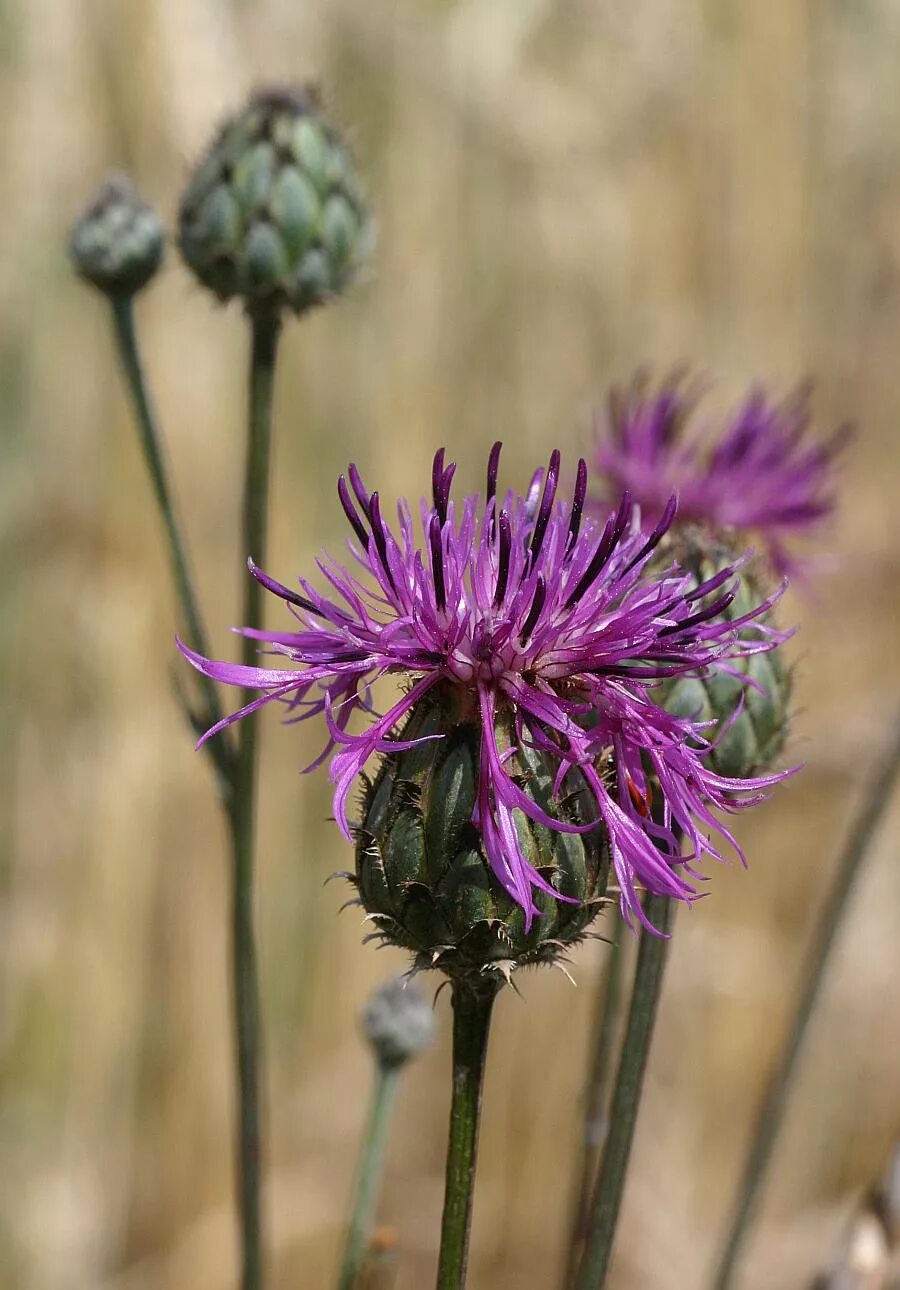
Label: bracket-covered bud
xmin=656 ymin=529 xmax=792 ymax=778
xmin=178 ymin=84 xmax=372 ymax=317
xmin=69 ymin=173 xmax=165 ymax=297
xmin=361 ymin=977 xmax=435 ymax=1069
xmin=353 ymin=688 xmax=609 ymax=984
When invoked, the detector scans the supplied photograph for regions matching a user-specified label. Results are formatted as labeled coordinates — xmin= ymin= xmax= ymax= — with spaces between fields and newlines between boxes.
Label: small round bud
xmin=178 ymin=84 xmax=372 ymax=318
xmin=361 ymin=978 xmax=435 ymax=1068
xmin=354 ymin=687 xmax=609 ymax=984
xmin=655 ymin=529 xmax=792 ymax=779
xmin=69 ymin=173 xmax=165 ymax=297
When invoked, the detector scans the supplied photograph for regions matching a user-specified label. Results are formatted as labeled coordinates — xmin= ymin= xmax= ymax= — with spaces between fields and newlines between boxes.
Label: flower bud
xmin=361 ymin=978 xmax=434 ymax=1069
xmin=69 ymin=173 xmax=165 ymax=297
xmin=178 ymin=84 xmax=372 ymax=317
xmin=353 ymin=687 xmax=609 ymax=983
xmin=656 ymin=529 xmax=792 ymax=778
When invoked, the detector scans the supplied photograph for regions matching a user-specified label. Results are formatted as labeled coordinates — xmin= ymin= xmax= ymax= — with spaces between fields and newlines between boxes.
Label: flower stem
xmin=436 ymin=979 xmax=499 ymax=1290
xmin=710 ymin=716 xmax=900 ymax=1290
xmin=337 ymin=1062 xmax=402 ymax=1290
xmin=563 ymin=925 xmax=626 ymax=1288
xmin=109 ymin=295 xmax=231 ymax=787
xmin=227 ymin=309 xmax=282 ymax=1290
xmin=573 ymin=893 xmax=674 ymax=1290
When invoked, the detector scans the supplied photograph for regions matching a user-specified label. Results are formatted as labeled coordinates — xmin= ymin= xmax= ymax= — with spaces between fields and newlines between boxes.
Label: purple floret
xmin=593 ymin=375 xmax=848 ymax=578
xmin=180 ymin=446 xmax=791 ymax=932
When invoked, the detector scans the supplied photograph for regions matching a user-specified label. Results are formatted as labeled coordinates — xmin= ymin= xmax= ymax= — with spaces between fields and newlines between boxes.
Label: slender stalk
xmin=563 ymin=925 xmax=626 ymax=1288
xmin=436 ymin=979 xmax=499 ymax=1290
xmin=109 ymin=295 xmax=231 ymax=786
xmin=338 ymin=1063 xmax=402 ymax=1290
xmin=573 ymin=893 xmax=674 ymax=1290
xmin=227 ymin=309 xmax=282 ymax=1290
xmin=711 ymin=717 xmax=900 ymax=1290
xmin=108 ymin=296 xmax=284 ymax=1290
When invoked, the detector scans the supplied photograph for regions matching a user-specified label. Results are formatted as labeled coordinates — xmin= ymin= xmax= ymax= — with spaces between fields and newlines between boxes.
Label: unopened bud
xmin=362 ymin=978 xmax=435 ymax=1069
xmin=178 ymin=84 xmax=372 ymax=318
xmin=70 ymin=173 xmax=164 ymax=297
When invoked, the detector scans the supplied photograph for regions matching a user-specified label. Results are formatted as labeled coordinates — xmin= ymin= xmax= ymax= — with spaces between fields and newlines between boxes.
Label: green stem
xmin=337 ymin=1062 xmax=402 ymax=1290
xmin=109 ymin=295 xmax=231 ymax=787
xmin=228 ymin=310 xmax=282 ymax=1290
xmin=573 ymin=893 xmax=674 ymax=1290
xmin=711 ymin=716 xmax=900 ymax=1290
xmin=436 ymin=980 xmax=499 ymax=1290
xmin=563 ymin=926 xmax=626 ymax=1288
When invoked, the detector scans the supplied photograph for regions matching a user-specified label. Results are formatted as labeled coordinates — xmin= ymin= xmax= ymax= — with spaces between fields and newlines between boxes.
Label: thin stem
xmin=228 ymin=309 xmax=282 ymax=1290
xmin=436 ymin=980 xmax=499 ymax=1290
xmin=563 ymin=925 xmax=626 ymax=1288
xmin=573 ymin=893 xmax=674 ymax=1290
xmin=711 ymin=716 xmax=900 ymax=1290
xmin=337 ymin=1063 xmax=402 ymax=1290
xmin=109 ymin=295 xmax=231 ymax=787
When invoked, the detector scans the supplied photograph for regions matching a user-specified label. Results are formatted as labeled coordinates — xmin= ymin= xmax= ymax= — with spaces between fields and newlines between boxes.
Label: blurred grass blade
xmin=712 ymin=714 xmax=900 ymax=1290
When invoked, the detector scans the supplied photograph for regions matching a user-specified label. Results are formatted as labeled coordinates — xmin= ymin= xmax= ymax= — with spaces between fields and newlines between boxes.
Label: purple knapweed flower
xmin=593 ymin=374 xmax=848 ymax=578
xmin=179 ymin=447 xmax=790 ymax=931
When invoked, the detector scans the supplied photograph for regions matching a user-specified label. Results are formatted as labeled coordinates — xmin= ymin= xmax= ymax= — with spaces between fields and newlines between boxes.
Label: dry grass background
xmin=1 ymin=1 xmax=900 ymax=1287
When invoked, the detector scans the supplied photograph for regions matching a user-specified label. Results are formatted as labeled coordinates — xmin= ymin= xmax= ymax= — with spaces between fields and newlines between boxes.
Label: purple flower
xmin=179 ymin=447 xmax=790 ymax=932
xmin=593 ymin=375 xmax=848 ymax=577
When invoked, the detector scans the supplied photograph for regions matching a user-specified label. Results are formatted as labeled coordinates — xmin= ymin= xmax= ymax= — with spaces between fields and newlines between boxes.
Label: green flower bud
xmin=178 ymin=84 xmax=372 ymax=317
xmin=69 ymin=173 xmax=164 ymax=297
xmin=655 ymin=529 xmax=792 ymax=778
xmin=361 ymin=977 xmax=435 ymax=1069
xmin=353 ymin=687 xmax=610 ymax=984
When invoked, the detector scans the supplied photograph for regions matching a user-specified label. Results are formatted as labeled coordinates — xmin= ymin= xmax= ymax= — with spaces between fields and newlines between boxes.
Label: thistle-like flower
xmin=593 ymin=374 xmax=847 ymax=579
xmin=180 ymin=448 xmax=789 ymax=964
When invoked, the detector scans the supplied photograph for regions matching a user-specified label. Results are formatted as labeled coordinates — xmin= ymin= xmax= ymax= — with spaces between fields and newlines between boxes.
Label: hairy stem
xmin=573 ymin=893 xmax=674 ymax=1289
xmin=711 ymin=717 xmax=900 ymax=1290
xmin=436 ymin=980 xmax=499 ymax=1290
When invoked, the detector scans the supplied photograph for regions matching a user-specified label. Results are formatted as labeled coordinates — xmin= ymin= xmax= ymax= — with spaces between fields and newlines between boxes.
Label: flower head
xmin=178 ymin=84 xmax=372 ymax=318
xmin=70 ymin=173 xmax=164 ymax=298
xmin=593 ymin=374 xmax=848 ymax=578
xmin=180 ymin=447 xmax=790 ymax=933
xmin=362 ymin=977 xmax=435 ymax=1069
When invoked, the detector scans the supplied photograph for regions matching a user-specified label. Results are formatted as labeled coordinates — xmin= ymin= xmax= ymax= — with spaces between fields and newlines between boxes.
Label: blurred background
xmin=2 ymin=1 xmax=900 ymax=1287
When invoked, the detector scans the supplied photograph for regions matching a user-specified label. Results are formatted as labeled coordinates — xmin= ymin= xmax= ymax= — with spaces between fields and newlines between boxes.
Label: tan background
xmin=2 ymin=2 xmax=900 ymax=1287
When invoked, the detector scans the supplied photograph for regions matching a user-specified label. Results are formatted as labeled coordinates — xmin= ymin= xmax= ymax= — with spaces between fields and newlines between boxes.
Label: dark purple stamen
xmin=338 ymin=475 xmax=370 ymax=550
xmin=567 ymin=458 xmax=588 ymax=551
xmin=369 ymin=493 xmax=398 ymax=594
xmin=429 ymin=514 xmax=447 ymax=611
xmin=493 ymin=509 xmax=512 ymax=608
xmin=348 ymin=463 xmax=372 ymax=519
xmin=247 ymin=559 xmax=320 ymax=615
xmin=620 ymin=495 xmax=677 ymax=576
xmin=520 ymin=575 xmax=546 ymax=642
xmin=529 ymin=450 xmax=560 ymax=567
xmin=565 ymin=492 xmax=633 ymax=608
xmin=431 ymin=449 xmax=456 ymax=526
xmin=685 ymin=565 xmax=734 ymax=602
xmin=658 ymin=592 xmax=735 ymax=637
xmin=432 ymin=449 xmax=445 ymax=512
xmin=486 ymin=441 xmax=502 ymax=506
